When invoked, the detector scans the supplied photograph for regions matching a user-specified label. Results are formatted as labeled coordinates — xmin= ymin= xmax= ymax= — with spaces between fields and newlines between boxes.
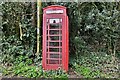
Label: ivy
xmin=1 ymin=2 xmax=120 ymax=78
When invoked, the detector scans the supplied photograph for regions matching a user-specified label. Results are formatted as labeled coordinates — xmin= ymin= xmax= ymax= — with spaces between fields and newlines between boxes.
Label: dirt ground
xmin=68 ymin=68 xmax=83 ymax=78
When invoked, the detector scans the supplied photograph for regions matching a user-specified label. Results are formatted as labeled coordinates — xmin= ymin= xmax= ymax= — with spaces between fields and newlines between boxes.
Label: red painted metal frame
xmin=42 ymin=5 xmax=69 ymax=71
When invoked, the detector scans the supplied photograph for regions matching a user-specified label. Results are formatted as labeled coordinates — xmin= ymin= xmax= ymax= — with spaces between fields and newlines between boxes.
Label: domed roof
xmin=43 ymin=5 xmax=66 ymax=10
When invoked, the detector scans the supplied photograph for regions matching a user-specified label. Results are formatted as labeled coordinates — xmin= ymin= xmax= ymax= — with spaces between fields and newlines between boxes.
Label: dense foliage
xmin=1 ymin=2 xmax=37 ymax=65
xmin=1 ymin=2 xmax=120 ymax=78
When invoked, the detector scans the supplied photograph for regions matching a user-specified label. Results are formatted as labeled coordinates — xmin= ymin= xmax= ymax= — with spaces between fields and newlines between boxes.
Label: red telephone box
xmin=42 ymin=5 xmax=69 ymax=71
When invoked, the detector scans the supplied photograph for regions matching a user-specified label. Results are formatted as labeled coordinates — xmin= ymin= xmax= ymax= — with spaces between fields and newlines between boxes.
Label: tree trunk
xmin=32 ymin=2 xmax=36 ymax=27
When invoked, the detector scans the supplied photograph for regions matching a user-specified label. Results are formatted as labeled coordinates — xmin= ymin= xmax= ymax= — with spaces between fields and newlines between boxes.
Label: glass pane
xmin=46 ymin=53 xmax=48 ymax=58
xmin=49 ymin=36 xmax=62 ymax=40
xmin=50 ymin=54 xmax=62 ymax=58
xmin=49 ymin=48 xmax=62 ymax=52
xmin=47 ymin=42 xmax=62 ymax=46
xmin=49 ymin=19 xmax=60 ymax=23
xmin=49 ymin=48 xmax=59 ymax=52
xmin=60 ymin=60 xmax=62 ymax=64
xmin=47 ymin=30 xmax=48 ymax=34
xmin=47 ymin=59 xmax=48 ymax=64
xmin=49 ymin=60 xmax=59 ymax=64
xmin=50 ymin=30 xmax=62 ymax=35
xmin=50 ymin=24 xmax=61 ymax=29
